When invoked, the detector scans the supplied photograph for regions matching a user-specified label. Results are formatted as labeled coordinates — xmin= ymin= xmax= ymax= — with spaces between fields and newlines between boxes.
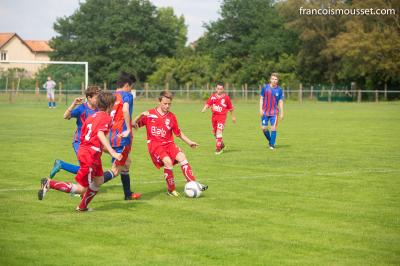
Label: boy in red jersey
xmin=133 ymin=91 xmax=208 ymax=196
xmin=38 ymin=91 xmax=122 ymax=211
xmin=201 ymin=82 xmax=236 ymax=154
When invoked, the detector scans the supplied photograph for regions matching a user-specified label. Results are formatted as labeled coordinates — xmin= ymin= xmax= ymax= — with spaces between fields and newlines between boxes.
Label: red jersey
xmin=137 ymin=108 xmax=181 ymax=145
xmin=206 ymin=93 xmax=233 ymax=115
xmin=79 ymin=111 xmax=112 ymax=155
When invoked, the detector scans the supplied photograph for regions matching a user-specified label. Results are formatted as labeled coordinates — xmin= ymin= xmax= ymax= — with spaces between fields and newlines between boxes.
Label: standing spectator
xmin=43 ymin=76 xmax=57 ymax=108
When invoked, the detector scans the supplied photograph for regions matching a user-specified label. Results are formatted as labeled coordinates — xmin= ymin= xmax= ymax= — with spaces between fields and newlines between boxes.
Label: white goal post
xmin=1 ymin=60 xmax=89 ymax=89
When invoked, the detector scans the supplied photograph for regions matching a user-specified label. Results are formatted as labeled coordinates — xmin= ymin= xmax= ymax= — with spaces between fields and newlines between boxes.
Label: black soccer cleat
xmin=38 ymin=178 xmax=50 ymax=200
xmin=199 ymin=183 xmax=208 ymax=191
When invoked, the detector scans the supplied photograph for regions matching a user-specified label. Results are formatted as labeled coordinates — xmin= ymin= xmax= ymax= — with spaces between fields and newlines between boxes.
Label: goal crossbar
xmin=1 ymin=60 xmax=89 ymax=89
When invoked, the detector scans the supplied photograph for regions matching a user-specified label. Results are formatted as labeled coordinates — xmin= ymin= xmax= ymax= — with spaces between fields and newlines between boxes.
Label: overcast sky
xmin=0 ymin=0 xmax=222 ymax=43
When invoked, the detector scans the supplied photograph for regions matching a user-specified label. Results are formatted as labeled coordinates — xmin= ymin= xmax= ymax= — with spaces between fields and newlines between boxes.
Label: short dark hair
xmin=85 ymin=86 xmax=101 ymax=98
xmin=216 ymin=82 xmax=224 ymax=87
xmin=116 ymin=72 xmax=136 ymax=88
xmin=158 ymin=91 xmax=173 ymax=101
xmin=96 ymin=91 xmax=116 ymax=111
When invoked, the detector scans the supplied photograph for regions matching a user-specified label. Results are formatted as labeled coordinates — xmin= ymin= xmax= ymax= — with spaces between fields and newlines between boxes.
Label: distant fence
xmin=1 ymin=86 xmax=400 ymax=104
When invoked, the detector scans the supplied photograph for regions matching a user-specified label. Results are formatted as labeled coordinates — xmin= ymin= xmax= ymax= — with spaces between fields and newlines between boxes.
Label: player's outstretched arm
xmin=132 ymin=111 xmax=149 ymax=129
xmin=97 ymin=131 xmax=122 ymax=161
xmin=63 ymin=97 xmax=84 ymax=119
xmin=178 ymin=132 xmax=199 ymax=148
xmin=201 ymin=104 xmax=209 ymax=113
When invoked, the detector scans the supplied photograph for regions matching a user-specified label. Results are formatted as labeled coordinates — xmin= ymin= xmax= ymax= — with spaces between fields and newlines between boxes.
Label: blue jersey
xmin=260 ymin=84 xmax=283 ymax=116
xmin=110 ymin=91 xmax=134 ymax=147
xmin=70 ymin=102 xmax=98 ymax=144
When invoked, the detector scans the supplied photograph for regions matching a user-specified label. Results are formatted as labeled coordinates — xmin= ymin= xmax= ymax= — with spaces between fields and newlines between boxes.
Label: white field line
xmin=0 ymin=168 xmax=398 ymax=193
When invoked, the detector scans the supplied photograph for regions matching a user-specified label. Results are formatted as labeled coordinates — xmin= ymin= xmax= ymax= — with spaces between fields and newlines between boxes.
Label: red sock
xmin=78 ymin=187 xmax=98 ymax=210
xmin=49 ymin=180 xmax=73 ymax=193
xmin=216 ymin=137 xmax=222 ymax=150
xmin=180 ymin=161 xmax=196 ymax=182
xmin=164 ymin=167 xmax=175 ymax=192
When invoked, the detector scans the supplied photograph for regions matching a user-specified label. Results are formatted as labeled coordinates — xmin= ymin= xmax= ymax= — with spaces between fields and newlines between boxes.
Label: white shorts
xmin=47 ymin=89 xmax=55 ymax=99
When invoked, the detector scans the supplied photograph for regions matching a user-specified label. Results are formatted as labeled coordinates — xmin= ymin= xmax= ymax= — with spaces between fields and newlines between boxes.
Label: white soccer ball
xmin=184 ymin=181 xmax=202 ymax=198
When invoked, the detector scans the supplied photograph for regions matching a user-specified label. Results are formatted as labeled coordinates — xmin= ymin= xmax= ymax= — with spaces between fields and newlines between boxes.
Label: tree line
xmin=47 ymin=0 xmax=399 ymax=91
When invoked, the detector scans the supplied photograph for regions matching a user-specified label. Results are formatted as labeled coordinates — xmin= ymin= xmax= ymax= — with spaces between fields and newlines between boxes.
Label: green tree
xmin=323 ymin=0 xmax=400 ymax=89
xmin=50 ymin=0 xmax=187 ymax=83
xmin=148 ymin=55 xmax=212 ymax=87
xmin=278 ymin=0 xmax=400 ymax=89
xmin=278 ymin=0 xmax=350 ymax=84
xmin=197 ymin=0 xmax=299 ymax=85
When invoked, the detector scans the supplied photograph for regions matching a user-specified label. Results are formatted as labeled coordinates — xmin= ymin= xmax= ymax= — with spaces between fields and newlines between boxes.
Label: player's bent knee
xmin=124 ymin=158 xmax=131 ymax=169
xmin=111 ymin=166 xmax=119 ymax=177
xmin=93 ymin=176 xmax=104 ymax=186
xmin=175 ymin=152 xmax=186 ymax=162
xmin=162 ymin=157 xmax=173 ymax=167
xmin=76 ymin=185 xmax=86 ymax=194
xmin=89 ymin=179 xmax=100 ymax=191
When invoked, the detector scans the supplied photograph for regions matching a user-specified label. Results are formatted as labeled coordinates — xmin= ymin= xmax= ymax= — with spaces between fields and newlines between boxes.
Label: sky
xmin=0 ymin=0 xmax=222 ymax=43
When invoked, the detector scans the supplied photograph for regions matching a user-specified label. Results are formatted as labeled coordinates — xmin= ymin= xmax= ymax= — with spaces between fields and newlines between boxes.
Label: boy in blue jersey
xmin=49 ymin=86 xmax=99 ymax=178
xmin=259 ymin=73 xmax=284 ymax=150
xmin=102 ymin=72 xmax=141 ymax=200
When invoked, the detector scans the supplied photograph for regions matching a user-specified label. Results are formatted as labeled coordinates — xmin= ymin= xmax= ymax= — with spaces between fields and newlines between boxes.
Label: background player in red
xmin=38 ymin=91 xmax=122 ymax=211
xmin=133 ymin=91 xmax=208 ymax=196
xmin=201 ymin=82 xmax=236 ymax=154
xmin=102 ymin=72 xmax=141 ymax=200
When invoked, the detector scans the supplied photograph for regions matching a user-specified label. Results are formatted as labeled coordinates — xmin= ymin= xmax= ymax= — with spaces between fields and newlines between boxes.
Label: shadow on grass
xmin=94 ymin=188 xmax=167 ymax=211
xmin=220 ymin=148 xmax=240 ymax=154
xmin=275 ymin=144 xmax=291 ymax=149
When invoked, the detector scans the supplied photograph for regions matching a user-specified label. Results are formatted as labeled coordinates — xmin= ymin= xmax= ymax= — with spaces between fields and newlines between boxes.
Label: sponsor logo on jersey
xmin=213 ymin=105 xmax=223 ymax=112
xmin=151 ymin=126 xmax=167 ymax=138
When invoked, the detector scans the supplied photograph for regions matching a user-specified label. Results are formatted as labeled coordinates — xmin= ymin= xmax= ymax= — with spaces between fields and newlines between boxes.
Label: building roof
xmin=24 ymin=40 xmax=53 ymax=52
xmin=0 ymin=33 xmax=15 ymax=48
xmin=0 ymin=32 xmax=53 ymax=52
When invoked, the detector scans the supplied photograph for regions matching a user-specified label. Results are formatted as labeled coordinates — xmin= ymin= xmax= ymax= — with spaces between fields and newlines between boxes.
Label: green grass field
xmin=0 ymin=99 xmax=399 ymax=265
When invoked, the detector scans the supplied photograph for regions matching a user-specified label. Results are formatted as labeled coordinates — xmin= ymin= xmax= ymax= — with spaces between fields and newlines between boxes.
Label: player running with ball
xmin=132 ymin=91 xmax=208 ymax=197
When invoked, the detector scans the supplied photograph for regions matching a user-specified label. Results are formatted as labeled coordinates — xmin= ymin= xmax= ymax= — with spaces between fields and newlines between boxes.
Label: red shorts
xmin=75 ymin=148 xmax=103 ymax=187
xmin=212 ymin=114 xmax=227 ymax=135
xmin=148 ymin=142 xmax=181 ymax=169
xmin=112 ymin=144 xmax=131 ymax=166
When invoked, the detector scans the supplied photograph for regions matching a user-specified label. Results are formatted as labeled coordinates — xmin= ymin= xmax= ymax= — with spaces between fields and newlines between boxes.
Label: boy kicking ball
xmin=133 ymin=91 xmax=208 ymax=196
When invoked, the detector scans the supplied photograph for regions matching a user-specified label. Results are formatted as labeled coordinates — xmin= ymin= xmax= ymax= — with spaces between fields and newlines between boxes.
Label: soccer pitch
xmin=0 ymin=100 xmax=399 ymax=265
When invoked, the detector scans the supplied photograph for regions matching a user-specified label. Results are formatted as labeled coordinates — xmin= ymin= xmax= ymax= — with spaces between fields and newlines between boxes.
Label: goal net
xmin=0 ymin=60 xmax=88 ymax=104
